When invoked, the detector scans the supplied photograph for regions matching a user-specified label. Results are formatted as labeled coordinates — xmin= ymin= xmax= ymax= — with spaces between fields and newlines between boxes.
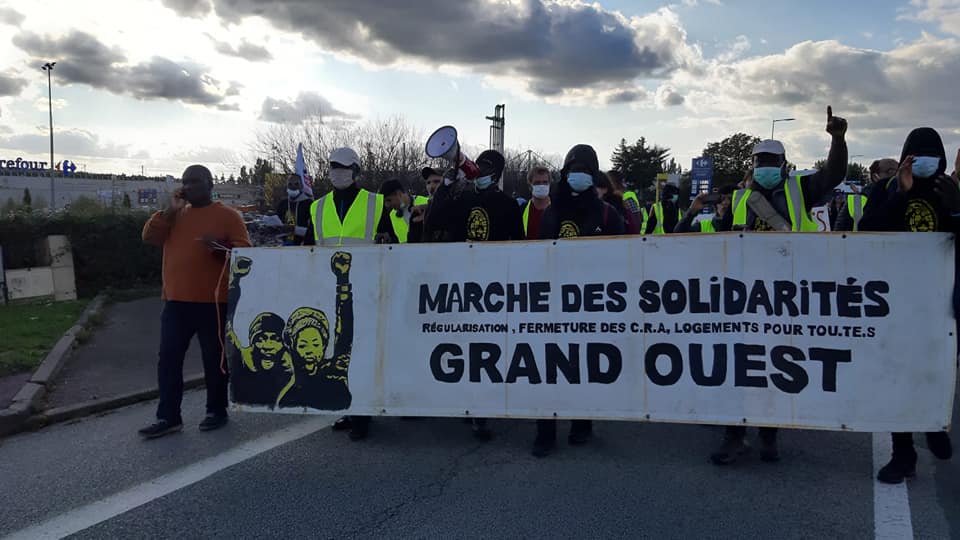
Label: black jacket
xmin=426 ymin=181 xmax=524 ymax=242
xmin=540 ymin=181 xmax=625 ymax=239
xmin=274 ymin=194 xmax=315 ymax=245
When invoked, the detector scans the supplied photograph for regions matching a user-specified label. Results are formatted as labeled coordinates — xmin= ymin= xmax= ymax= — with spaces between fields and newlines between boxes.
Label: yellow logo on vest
xmin=467 ymin=207 xmax=491 ymax=241
xmin=905 ymin=199 xmax=937 ymax=231
xmin=558 ymin=220 xmax=580 ymax=238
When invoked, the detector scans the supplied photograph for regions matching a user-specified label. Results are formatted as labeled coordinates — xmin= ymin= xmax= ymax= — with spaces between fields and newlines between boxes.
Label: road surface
xmin=1 ymin=389 xmax=958 ymax=539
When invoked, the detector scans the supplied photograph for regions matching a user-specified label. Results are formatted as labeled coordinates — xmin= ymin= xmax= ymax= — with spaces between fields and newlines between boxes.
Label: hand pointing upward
xmin=826 ymin=106 xmax=847 ymax=138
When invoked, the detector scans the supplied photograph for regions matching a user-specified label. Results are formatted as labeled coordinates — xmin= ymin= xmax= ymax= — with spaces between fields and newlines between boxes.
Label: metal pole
xmin=47 ymin=66 xmax=55 ymax=208
xmin=771 ymin=120 xmax=775 ymax=140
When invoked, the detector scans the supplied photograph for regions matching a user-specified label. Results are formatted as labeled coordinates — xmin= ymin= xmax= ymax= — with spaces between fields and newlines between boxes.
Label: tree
xmin=610 ymin=137 xmax=672 ymax=199
xmin=122 ymin=192 xmax=132 ymax=208
xmin=252 ymin=158 xmax=273 ymax=187
xmin=228 ymin=173 xmax=236 ymax=184
xmin=701 ymin=133 xmax=761 ymax=189
xmin=239 ymin=165 xmax=250 ymax=185
xmin=22 ymin=188 xmax=32 ymax=208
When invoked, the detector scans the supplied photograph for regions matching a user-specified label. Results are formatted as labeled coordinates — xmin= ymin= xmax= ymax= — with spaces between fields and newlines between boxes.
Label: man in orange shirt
xmin=139 ymin=164 xmax=252 ymax=439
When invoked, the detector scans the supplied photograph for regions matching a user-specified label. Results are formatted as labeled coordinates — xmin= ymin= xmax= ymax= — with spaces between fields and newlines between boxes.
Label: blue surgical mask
xmin=567 ymin=172 xmax=594 ymax=193
xmin=475 ymin=175 xmax=495 ymax=190
xmin=912 ymin=156 xmax=940 ymax=179
xmin=753 ymin=167 xmax=783 ymax=189
xmin=670 ymin=194 xmax=679 ymax=204
xmin=287 ymin=188 xmax=301 ymax=198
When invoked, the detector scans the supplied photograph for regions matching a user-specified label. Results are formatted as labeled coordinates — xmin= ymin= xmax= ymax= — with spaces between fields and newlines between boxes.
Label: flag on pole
xmin=295 ymin=143 xmax=313 ymax=196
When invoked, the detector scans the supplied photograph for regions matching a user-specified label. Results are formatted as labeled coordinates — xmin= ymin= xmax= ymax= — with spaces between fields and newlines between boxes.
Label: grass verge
xmin=0 ymin=299 xmax=90 ymax=376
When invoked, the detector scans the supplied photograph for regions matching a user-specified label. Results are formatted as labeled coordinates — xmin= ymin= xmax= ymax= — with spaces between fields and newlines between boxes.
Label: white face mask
xmin=330 ymin=169 xmax=354 ymax=189
xmin=531 ymin=184 xmax=550 ymax=199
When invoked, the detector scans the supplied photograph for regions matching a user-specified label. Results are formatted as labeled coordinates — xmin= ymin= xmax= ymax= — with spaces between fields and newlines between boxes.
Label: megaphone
xmin=425 ymin=125 xmax=480 ymax=180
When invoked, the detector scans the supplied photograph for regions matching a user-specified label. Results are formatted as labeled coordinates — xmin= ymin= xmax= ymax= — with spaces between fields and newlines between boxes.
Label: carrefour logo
xmin=56 ymin=160 xmax=77 ymax=176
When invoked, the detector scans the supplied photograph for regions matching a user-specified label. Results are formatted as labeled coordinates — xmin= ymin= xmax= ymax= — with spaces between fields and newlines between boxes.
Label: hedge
xmin=0 ymin=209 xmax=162 ymax=298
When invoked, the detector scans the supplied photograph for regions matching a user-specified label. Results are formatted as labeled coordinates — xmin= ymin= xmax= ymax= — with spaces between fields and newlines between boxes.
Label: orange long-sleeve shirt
xmin=142 ymin=202 xmax=252 ymax=303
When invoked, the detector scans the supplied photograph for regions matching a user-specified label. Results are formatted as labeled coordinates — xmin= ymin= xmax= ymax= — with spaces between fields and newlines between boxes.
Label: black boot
xmin=532 ymin=419 xmax=556 ymax=458
xmin=759 ymin=428 xmax=780 ymax=463
xmin=472 ymin=418 xmax=492 ymax=442
xmin=568 ymin=420 xmax=593 ymax=445
xmin=925 ymin=431 xmax=953 ymax=460
xmin=332 ymin=416 xmax=351 ymax=431
xmin=711 ymin=426 xmax=750 ymax=465
xmin=878 ymin=433 xmax=918 ymax=484
xmin=349 ymin=416 xmax=370 ymax=441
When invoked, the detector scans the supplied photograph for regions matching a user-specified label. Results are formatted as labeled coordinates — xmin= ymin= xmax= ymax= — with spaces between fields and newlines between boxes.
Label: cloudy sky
xmin=0 ymin=0 xmax=958 ymax=177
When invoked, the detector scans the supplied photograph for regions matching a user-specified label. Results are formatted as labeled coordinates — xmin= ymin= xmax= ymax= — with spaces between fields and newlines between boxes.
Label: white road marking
xmin=873 ymin=432 xmax=914 ymax=540
xmin=2 ymin=417 xmax=332 ymax=540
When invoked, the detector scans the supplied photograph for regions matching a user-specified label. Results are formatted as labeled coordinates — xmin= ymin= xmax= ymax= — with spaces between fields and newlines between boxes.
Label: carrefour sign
xmin=0 ymin=157 xmax=49 ymax=171
xmin=0 ymin=157 xmax=76 ymax=176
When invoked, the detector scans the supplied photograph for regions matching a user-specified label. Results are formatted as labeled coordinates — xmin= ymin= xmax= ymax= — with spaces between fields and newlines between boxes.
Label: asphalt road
xmin=0 ymin=389 xmax=957 ymax=540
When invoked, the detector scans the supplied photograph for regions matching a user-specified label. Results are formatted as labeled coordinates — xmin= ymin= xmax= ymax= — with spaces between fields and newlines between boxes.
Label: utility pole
xmin=42 ymin=62 xmax=56 ymax=208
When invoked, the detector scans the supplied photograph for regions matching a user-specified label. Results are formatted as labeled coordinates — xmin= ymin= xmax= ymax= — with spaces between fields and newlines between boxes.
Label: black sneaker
xmin=472 ymin=421 xmax=493 ymax=442
xmin=138 ymin=419 xmax=183 ymax=439
xmin=760 ymin=437 xmax=780 ymax=463
xmin=568 ymin=429 xmax=592 ymax=446
xmin=926 ymin=431 xmax=953 ymax=460
xmin=332 ymin=416 xmax=352 ymax=431
xmin=349 ymin=423 xmax=369 ymax=441
xmin=710 ymin=436 xmax=751 ymax=465
xmin=199 ymin=414 xmax=228 ymax=432
xmin=877 ymin=457 xmax=917 ymax=484
xmin=531 ymin=436 xmax=556 ymax=458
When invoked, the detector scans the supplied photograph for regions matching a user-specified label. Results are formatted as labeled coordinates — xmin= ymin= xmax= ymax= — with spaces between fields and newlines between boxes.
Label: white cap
xmin=329 ymin=147 xmax=361 ymax=167
xmin=752 ymin=139 xmax=786 ymax=156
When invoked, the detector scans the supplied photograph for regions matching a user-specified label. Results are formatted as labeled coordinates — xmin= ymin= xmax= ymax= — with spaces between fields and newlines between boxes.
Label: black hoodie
xmin=859 ymin=127 xmax=956 ymax=234
xmin=540 ymin=145 xmax=625 ymax=238
xmin=859 ymin=127 xmax=960 ymax=319
xmin=426 ymin=179 xmax=524 ymax=242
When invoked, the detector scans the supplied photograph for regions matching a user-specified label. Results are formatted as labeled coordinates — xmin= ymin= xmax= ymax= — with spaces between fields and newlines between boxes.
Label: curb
xmin=0 ymin=293 xmax=108 ymax=437
xmin=24 ymin=375 xmax=206 ymax=432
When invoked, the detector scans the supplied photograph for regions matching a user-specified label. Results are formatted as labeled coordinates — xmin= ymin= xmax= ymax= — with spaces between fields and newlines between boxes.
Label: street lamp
xmin=771 ymin=118 xmax=795 ymax=139
xmin=41 ymin=62 xmax=56 ymax=207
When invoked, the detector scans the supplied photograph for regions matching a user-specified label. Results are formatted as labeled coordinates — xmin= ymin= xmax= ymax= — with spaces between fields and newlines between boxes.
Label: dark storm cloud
xmin=165 ymin=0 xmax=695 ymax=98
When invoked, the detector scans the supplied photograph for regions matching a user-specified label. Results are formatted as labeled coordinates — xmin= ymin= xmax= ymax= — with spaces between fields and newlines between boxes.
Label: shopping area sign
xmin=691 ymin=157 xmax=713 ymax=196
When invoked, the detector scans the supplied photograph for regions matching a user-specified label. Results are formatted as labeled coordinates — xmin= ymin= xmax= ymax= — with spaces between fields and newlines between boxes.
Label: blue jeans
xmin=156 ymin=301 xmax=228 ymax=423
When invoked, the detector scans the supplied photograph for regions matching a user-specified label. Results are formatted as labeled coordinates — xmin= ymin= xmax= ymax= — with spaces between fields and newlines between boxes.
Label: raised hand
xmin=898 ymin=156 xmax=915 ymax=193
xmin=688 ymin=192 xmax=707 ymax=214
xmin=825 ymin=106 xmax=848 ymax=138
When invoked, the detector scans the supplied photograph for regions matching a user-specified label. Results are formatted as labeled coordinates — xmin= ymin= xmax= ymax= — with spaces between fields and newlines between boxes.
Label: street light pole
xmin=771 ymin=117 xmax=795 ymax=139
xmin=42 ymin=62 xmax=56 ymax=208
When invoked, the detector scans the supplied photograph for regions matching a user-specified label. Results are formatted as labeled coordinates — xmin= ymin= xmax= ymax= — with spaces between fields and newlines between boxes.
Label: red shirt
xmin=525 ymin=202 xmax=547 ymax=240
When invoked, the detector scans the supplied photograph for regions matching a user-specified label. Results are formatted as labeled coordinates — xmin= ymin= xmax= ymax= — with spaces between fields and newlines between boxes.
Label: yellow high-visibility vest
xmin=847 ymin=194 xmax=867 ymax=232
xmin=699 ymin=219 xmax=716 ymax=233
xmin=651 ymin=203 xmax=682 ymax=235
xmin=310 ymin=189 xmax=384 ymax=246
xmin=731 ymin=175 xmax=818 ymax=232
xmin=389 ymin=195 xmax=429 ymax=243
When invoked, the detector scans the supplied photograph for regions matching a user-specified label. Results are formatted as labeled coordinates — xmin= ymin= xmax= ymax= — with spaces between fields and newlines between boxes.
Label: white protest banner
xmin=227 ymin=233 xmax=956 ymax=432
xmin=811 ymin=206 xmax=832 ymax=231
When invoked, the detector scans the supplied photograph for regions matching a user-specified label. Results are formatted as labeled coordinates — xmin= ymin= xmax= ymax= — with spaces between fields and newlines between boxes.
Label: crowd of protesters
xmin=139 ymin=106 xmax=959 ymax=485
